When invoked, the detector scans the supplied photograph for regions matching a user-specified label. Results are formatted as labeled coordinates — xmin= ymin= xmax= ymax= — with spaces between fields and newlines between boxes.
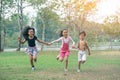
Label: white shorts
xmin=78 ymin=50 xmax=86 ymax=61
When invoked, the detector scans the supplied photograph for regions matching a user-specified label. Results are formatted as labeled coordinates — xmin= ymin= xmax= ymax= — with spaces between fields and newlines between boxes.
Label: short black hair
xmin=79 ymin=31 xmax=86 ymax=36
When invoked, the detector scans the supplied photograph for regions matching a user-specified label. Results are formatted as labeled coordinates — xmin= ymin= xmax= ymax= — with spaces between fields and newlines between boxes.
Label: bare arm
xmin=18 ymin=37 xmax=26 ymax=44
xmin=36 ymin=39 xmax=49 ymax=45
xmin=70 ymin=37 xmax=75 ymax=47
xmin=73 ymin=41 xmax=79 ymax=49
xmin=86 ymin=41 xmax=91 ymax=55
xmin=50 ymin=37 xmax=62 ymax=44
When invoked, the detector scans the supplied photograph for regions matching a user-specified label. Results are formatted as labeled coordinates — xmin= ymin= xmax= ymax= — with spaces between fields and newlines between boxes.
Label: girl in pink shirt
xmin=49 ymin=29 xmax=75 ymax=72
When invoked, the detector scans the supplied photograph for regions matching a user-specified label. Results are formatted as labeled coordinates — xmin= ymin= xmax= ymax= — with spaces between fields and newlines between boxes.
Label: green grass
xmin=0 ymin=50 xmax=120 ymax=80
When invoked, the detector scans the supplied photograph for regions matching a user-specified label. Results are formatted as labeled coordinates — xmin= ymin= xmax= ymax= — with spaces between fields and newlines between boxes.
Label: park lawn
xmin=0 ymin=50 xmax=120 ymax=80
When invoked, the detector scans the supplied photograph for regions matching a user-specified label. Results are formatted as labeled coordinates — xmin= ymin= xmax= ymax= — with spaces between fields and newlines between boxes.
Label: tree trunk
xmin=0 ymin=0 xmax=3 ymax=52
xmin=16 ymin=0 xmax=23 ymax=51
xmin=0 ymin=1 xmax=2 ymax=52
xmin=38 ymin=12 xmax=45 ymax=51
xmin=41 ymin=25 xmax=45 ymax=51
xmin=3 ymin=24 xmax=6 ymax=51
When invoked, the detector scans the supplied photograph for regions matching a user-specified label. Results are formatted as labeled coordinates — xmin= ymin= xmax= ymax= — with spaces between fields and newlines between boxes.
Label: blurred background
xmin=0 ymin=0 xmax=120 ymax=52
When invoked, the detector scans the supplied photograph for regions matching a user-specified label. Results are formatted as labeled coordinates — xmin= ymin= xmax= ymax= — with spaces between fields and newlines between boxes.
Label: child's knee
xmin=33 ymin=58 xmax=37 ymax=62
xmin=30 ymin=58 xmax=33 ymax=61
xmin=82 ymin=61 xmax=86 ymax=64
xmin=33 ymin=56 xmax=37 ymax=60
xmin=59 ymin=58 xmax=63 ymax=62
xmin=65 ymin=55 xmax=68 ymax=60
xmin=59 ymin=59 xmax=63 ymax=62
xmin=65 ymin=59 xmax=68 ymax=62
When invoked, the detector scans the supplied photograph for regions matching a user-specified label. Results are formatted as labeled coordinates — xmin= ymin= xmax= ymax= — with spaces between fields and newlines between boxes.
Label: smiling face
xmin=62 ymin=29 xmax=68 ymax=38
xmin=28 ymin=29 xmax=34 ymax=36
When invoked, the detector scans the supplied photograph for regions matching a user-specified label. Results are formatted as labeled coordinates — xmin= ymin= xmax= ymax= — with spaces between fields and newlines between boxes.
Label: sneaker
xmin=64 ymin=69 xmax=68 ymax=72
xmin=32 ymin=67 xmax=35 ymax=70
xmin=77 ymin=69 xmax=80 ymax=72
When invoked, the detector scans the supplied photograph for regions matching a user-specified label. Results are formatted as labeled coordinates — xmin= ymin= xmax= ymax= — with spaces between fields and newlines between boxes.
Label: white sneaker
xmin=64 ymin=69 xmax=68 ymax=72
xmin=32 ymin=67 xmax=35 ymax=70
xmin=77 ymin=69 xmax=80 ymax=72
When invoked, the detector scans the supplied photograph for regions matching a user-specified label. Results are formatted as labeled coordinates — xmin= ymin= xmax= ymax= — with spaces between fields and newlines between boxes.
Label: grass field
xmin=0 ymin=50 xmax=120 ymax=80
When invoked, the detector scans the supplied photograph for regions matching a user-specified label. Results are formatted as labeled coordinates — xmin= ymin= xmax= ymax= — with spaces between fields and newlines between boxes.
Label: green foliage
xmin=103 ymin=15 xmax=120 ymax=38
xmin=35 ymin=7 xmax=66 ymax=41
xmin=27 ymin=0 xmax=47 ymax=7
xmin=1 ymin=0 xmax=120 ymax=49
xmin=4 ymin=14 xmax=29 ymax=48
xmin=2 ymin=0 xmax=14 ymax=8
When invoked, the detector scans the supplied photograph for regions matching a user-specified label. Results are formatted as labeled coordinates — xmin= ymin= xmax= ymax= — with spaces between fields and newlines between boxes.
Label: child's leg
xmin=33 ymin=49 xmax=37 ymax=62
xmin=78 ymin=61 xmax=82 ymax=70
xmin=64 ymin=56 xmax=68 ymax=70
xmin=82 ymin=61 xmax=86 ymax=64
xmin=81 ymin=52 xmax=86 ymax=64
xmin=59 ymin=57 xmax=64 ymax=62
xmin=33 ymin=55 xmax=37 ymax=62
xmin=59 ymin=52 xmax=64 ymax=62
xmin=64 ymin=51 xmax=69 ymax=71
xmin=78 ymin=51 xmax=82 ymax=72
xmin=29 ymin=54 xmax=34 ymax=67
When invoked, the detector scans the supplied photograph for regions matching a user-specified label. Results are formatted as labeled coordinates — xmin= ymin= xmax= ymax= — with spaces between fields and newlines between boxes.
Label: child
xmin=49 ymin=29 xmax=75 ymax=72
xmin=75 ymin=31 xmax=91 ymax=72
xmin=18 ymin=26 xmax=49 ymax=70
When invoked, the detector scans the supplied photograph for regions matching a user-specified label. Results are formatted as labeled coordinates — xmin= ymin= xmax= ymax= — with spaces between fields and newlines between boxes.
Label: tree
xmin=0 ymin=0 xmax=3 ymax=52
xmin=28 ymin=0 xmax=59 ymax=50
xmin=35 ymin=7 xmax=63 ymax=50
xmin=0 ymin=0 xmax=14 ymax=52
xmin=16 ymin=0 xmax=32 ymax=51
xmin=102 ymin=15 xmax=120 ymax=50
xmin=4 ymin=14 xmax=28 ymax=48
xmin=16 ymin=0 xmax=24 ymax=51
xmin=53 ymin=0 xmax=98 ymax=32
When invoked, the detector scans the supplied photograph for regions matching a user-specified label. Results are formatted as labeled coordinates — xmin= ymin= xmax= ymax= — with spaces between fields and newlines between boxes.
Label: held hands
xmin=46 ymin=42 xmax=52 ymax=46
xmin=72 ymin=44 xmax=76 ymax=48
xmin=72 ymin=43 xmax=78 ymax=49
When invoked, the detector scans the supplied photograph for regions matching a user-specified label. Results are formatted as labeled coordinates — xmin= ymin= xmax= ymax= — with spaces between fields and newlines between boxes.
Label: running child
xmin=49 ymin=29 xmax=75 ymax=72
xmin=74 ymin=31 xmax=91 ymax=72
xmin=18 ymin=26 xmax=49 ymax=70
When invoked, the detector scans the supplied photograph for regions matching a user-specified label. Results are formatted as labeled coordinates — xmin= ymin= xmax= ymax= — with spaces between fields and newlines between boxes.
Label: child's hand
xmin=88 ymin=52 xmax=91 ymax=56
xmin=46 ymin=43 xmax=50 ymax=46
xmin=47 ymin=43 xmax=52 ymax=46
xmin=72 ymin=46 xmax=75 ymax=48
xmin=18 ymin=37 xmax=21 ymax=41
xmin=72 ymin=44 xmax=75 ymax=48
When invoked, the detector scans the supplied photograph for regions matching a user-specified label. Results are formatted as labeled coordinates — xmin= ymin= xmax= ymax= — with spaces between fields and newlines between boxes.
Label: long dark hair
xmin=60 ymin=29 xmax=67 ymax=37
xmin=22 ymin=26 xmax=35 ymax=39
